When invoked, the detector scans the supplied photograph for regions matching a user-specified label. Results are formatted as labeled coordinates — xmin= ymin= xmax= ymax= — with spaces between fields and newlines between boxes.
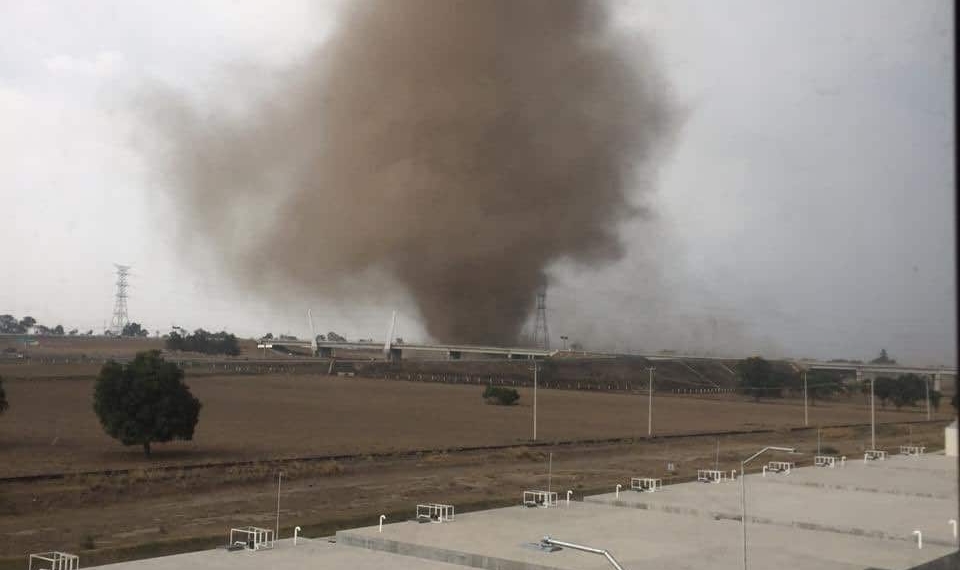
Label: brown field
xmin=0 ymin=374 xmax=946 ymax=477
xmin=0 ymin=354 xmax=953 ymax=566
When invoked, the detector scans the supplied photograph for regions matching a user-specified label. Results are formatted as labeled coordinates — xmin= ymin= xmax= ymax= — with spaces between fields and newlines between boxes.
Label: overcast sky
xmin=1 ymin=1 xmax=954 ymax=365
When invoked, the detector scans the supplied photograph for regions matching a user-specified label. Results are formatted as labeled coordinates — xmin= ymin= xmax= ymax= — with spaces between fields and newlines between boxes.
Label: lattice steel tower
xmin=532 ymin=283 xmax=550 ymax=350
xmin=110 ymin=264 xmax=131 ymax=335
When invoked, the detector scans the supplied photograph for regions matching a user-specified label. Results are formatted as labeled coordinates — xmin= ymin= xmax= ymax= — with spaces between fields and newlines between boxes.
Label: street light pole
xmin=647 ymin=367 xmax=655 ymax=437
xmin=533 ymin=359 xmax=538 ymax=442
xmin=275 ymin=471 xmax=283 ymax=544
xmin=741 ymin=446 xmax=796 ymax=570
xmin=870 ymin=374 xmax=876 ymax=450
xmin=925 ymin=376 xmax=931 ymax=420
xmin=803 ymin=370 xmax=808 ymax=427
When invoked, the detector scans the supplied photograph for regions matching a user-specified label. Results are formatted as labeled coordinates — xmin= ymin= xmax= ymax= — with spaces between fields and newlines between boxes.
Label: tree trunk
xmin=143 ymin=441 xmax=151 ymax=457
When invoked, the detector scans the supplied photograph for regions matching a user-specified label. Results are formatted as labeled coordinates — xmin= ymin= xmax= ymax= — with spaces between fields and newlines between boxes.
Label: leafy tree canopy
xmin=870 ymin=349 xmax=897 ymax=365
xmin=0 ymin=375 xmax=8 ymax=415
xmin=0 ymin=315 xmax=24 ymax=334
xmin=737 ymin=356 xmax=783 ymax=401
xmin=483 ymin=385 xmax=520 ymax=405
xmin=93 ymin=351 xmax=201 ymax=456
xmin=165 ymin=329 xmax=241 ymax=356
xmin=122 ymin=322 xmax=149 ymax=337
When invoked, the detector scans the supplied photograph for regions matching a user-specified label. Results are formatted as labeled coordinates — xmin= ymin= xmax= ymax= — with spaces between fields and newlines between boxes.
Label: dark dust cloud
xmin=145 ymin=0 xmax=676 ymax=345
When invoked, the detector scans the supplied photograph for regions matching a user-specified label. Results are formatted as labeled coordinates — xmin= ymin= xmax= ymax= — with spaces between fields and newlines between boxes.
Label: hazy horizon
xmin=2 ymin=0 xmax=955 ymax=366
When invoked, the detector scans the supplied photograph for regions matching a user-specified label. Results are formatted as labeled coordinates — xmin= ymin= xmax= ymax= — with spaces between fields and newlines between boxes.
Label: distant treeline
xmin=165 ymin=329 xmax=240 ymax=356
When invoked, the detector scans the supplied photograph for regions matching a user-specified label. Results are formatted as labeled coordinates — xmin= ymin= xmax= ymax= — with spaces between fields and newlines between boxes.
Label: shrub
xmin=483 ymin=385 xmax=519 ymax=406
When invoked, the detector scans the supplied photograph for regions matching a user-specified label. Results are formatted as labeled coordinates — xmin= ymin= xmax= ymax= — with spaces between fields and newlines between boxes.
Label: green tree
xmin=52 ymin=324 xmax=64 ymax=335
xmin=0 ymin=315 xmax=24 ymax=334
xmin=93 ymin=351 xmax=202 ymax=457
xmin=19 ymin=316 xmax=36 ymax=330
xmin=0 ymin=375 xmax=8 ymax=415
xmin=870 ymin=349 xmax=897 ymax=365
xmin=737 ymin=357 xmax=780 ymax=401
xmin=122 ymin=322 xmax=147 ymax=337
xmin=165 ymin=329 xmax=240 ymax=356
xmin=483 ymin=385 xmax=520 ymax=405
xmin=930 ymin=389 xmax=942 ymax=412
xmin=889 ymin=374 xmax=924 ymax=410
xmin=873 ymin=377 xmax=895 ymax=408
xmin=806 ymin=370 xmax=845 ymax=404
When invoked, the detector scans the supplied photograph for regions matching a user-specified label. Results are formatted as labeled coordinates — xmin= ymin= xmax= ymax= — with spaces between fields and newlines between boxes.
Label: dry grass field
xmin=0 ymin=373 xmax=946 ymax=477
xmin=0 ymin=350 xmax=953 ymax=566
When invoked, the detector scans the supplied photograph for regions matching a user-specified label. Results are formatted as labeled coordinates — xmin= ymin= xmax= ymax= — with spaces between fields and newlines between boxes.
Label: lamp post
xmin=275 ymin=471 xmax=283 ymax=545
xmin=647 ymin=367 xmax=655 ymax=437
xmin=869 ymin=373 xmax=876 ymax=450
xmin=740 ymin=446 xmax=796 ymax=570
xmin=925 ymin=376 xmax=931 ymax=420
xmin=802 ymin=370 xmax=808 ymax=427
xmin=532 ymin=359 xmax=538 ymax=441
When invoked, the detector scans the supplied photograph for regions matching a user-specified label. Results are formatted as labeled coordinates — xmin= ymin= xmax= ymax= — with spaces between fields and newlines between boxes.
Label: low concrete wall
xmin=336 ymin=530 xmax=561 ymax=570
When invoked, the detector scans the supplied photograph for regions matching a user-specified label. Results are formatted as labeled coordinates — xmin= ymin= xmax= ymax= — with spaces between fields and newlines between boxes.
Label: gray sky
xmin=1 ymin=0 xmax=954 ymax=365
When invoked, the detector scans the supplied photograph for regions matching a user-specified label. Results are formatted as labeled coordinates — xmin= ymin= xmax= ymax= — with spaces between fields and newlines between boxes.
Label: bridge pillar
xmin=387 ymin=348 xmax=403 ymax=363
xmin=933 ymin=372 xmax=941 ymax=392
xmin=447 ymin=351 xmax=461 ymax=360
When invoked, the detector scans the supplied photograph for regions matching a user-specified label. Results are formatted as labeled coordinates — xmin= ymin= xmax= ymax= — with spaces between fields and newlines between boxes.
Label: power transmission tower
xmin=110 ymin=264 xmax=131 ymax=335
xmin=532 ymin=283 xmax=550 ymax=350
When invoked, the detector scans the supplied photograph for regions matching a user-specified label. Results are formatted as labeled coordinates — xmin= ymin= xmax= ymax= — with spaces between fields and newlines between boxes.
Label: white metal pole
xmin=548 ymin=452 xmax=552 ymax=496
xmin=870 ymin=376 xmax=876 ymax=450
xmin=533 ymin=360 xmax=538 ymax=442
xmin=276 ymin=471 xmax=282 ymax=545
xmin=741 ymin=459 xmax=747 ymax=570
xmin=648 ymin=367 xmax=655 ymax=437
xmin=803 ymin=370 xmax=808 ymax=427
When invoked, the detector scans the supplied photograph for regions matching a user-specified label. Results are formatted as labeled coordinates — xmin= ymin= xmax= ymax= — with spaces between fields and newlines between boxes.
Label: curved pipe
xmin=541 ymin=536 xmax=625 ymax=570
xmin=379 ymin=514 xmax=386 ymax=533
xmin=294 ymin=526 xmax=301 ymax=545
xmin=566 ymin=490 xmax=573 ymax=506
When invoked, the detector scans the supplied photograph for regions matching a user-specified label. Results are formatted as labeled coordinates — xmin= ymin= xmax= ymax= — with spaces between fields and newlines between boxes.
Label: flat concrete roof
xmin=338 ymin=502 xmax=953 ymax=570
xmin=337 ymin=453 xmax=957 ymax=570
xmin=86 ymin=538 xmax=464 ymax=570
xmin=586 ymin=454 xmax=956 ymax=546
xmin=83 ymin=453 xmax=959 ymax=570
xmin=756 ymin=454 xmax=956 ymax=499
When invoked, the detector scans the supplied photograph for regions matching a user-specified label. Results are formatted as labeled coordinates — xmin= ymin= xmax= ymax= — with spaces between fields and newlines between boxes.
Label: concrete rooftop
xmin=83 ymin=452 xmax=957 ymax=570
